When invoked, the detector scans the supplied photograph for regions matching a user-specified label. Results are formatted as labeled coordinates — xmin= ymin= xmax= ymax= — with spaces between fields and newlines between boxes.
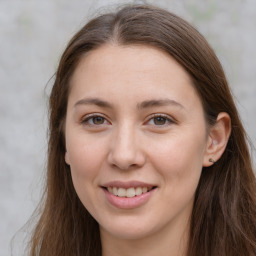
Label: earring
xmin=209 ymin=158 xmax=216 ymax=164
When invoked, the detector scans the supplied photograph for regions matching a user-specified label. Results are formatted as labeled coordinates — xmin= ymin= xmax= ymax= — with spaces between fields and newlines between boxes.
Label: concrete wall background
xmin=0 ymin=0 xmax=255 ymax=255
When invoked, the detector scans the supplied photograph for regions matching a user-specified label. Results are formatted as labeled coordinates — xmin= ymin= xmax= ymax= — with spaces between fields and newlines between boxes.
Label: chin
xmin=105 ymin=228 xmax=153 ymax=240
xmin=99 ymin=218 xmax=162 ymax=241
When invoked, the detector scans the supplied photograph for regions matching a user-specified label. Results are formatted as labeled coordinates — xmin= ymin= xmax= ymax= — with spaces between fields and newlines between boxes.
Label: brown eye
xmin=82 ymin=115 xmax=108 ymax=126
xmin=147 ymin=114 xmax=174 ymax=127
xmin=92 ymin=116 xmax=105 ymax=125
xmin=153 ymin=116 xmax=167 ymax=125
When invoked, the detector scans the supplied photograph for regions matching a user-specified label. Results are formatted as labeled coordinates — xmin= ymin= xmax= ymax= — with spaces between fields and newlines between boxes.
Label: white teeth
xmin=135 ymin=187 xmax=142 ymax=196
xmin=117 ymin=188 xmax=126 ymax=197
xmin=126 ymin=187 xmax=136 ymax=198
xmin=107 ymin=186 xmax=153 ymax=197
xmin=113 ymin=187 xmax=118 ymax=196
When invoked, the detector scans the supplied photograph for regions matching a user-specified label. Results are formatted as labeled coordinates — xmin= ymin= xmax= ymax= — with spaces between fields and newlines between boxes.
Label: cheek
xmin=65 ymin=136 xmax=106 ymax=198
xmin=149 ymin=140 xmax=204 ymax=219
xmin=67 ymin=134 xmax=106 ymax=172
xmin=66 ymin=136 xmax=107 ymax=212
xmin=149 ymin=130 xmax=206 ymax=189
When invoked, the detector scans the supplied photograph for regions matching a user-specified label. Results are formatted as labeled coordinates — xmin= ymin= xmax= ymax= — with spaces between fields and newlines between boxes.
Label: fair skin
xmin=64 ymin=44 xmax=231 ymax=256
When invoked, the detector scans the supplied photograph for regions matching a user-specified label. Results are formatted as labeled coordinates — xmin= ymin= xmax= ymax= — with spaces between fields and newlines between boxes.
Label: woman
xmin=28 ymin=4 xmax=256 ymax=256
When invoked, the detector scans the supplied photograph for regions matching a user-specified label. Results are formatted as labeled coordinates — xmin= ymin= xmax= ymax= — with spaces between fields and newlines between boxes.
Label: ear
xmin=203 ymin=112 xmax=231 ymax=167
xmin=65 ymin=151 xmax=70 ymax=165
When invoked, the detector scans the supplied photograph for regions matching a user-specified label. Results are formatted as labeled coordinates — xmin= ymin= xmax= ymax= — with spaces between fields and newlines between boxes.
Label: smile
xmin=107 ymin=186 xmax=153 ymax=198
xmin=102 ymin=181 xmax=157 ymax=208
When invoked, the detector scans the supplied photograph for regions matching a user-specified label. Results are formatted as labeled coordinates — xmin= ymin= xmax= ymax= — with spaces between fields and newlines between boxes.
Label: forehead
xmin=68 ymin=44 xmax=201 ymax=111
xmin=72 ymin=44 xmax=191 ymax=83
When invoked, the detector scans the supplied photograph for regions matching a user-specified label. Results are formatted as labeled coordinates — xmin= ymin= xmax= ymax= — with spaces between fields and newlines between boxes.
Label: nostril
xmin=110 ymin=162 xmax=139 ymax=171
xmin=107 ymin=141 xmax=146 ymax=170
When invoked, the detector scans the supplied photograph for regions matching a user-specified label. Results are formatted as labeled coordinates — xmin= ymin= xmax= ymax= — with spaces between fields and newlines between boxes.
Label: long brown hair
xmin=28 ymin=4 xmax=256 ymax=255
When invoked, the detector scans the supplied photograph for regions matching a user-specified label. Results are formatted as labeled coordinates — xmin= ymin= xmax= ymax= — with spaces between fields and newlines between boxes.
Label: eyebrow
xmin=137 ymin=99 xmax=184 ymax=110
xmin=74 ymin=97 xmax=184 ymax=110
xmin=74 ymin=98 xmax=113 ymax=108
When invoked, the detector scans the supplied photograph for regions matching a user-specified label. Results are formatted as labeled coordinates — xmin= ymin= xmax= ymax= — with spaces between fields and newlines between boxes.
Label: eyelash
xmin=146 ymin=114 xmax=175 ymax=127
xmin=81 ymin=113 xmax=110 ymax=126
xmin=81 ymin=113 xmax=175 ymax=127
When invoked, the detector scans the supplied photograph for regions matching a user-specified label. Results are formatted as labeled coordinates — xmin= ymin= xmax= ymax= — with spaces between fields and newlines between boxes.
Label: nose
xmin=107 ymin=124 xmax=146 ymax=170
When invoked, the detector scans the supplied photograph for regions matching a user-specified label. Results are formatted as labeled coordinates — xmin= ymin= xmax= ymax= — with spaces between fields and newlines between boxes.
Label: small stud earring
xmin=212 ymin=140 xmax=217 ymax=145
xmin=209 ymin=158 xmax=216 ymax=164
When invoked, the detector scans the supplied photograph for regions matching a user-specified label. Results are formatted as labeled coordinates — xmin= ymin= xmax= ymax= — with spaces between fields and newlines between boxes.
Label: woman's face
xmin=65 ymin=45 xmax=211 ymax=240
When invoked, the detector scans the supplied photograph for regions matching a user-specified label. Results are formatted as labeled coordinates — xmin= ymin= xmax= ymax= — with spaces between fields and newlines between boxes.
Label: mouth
xmin=103 ymin=186 xmax=156 ymax=198
xmin=101 ymin=181 xmax=157 ymax=209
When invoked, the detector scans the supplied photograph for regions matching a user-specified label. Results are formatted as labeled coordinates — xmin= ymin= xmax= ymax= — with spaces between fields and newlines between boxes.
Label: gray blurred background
xmin=0 ymin=0 xmax=255 ymax=255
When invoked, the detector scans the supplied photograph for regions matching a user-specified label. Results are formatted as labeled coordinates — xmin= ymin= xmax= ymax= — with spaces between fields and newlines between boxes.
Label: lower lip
xmin=102 ymin=188 xmax=156 ymax=209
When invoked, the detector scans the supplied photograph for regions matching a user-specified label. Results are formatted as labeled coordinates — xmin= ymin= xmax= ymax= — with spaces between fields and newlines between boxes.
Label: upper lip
xmin=101 ymin=180 xmax=157 ymax=189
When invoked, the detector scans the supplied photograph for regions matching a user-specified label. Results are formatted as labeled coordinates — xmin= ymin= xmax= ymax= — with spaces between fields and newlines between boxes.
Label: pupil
xmin=154 ymin=117 xmax=166 ymax=125
xmin=93 ymin=116 xmax=104 ymax=124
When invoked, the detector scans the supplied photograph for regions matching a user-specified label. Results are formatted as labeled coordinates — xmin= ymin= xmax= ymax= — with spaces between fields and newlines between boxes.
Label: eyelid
xmin=80 ymin=113 xmax=176 ymax=127
xmin=145 ymin=113 xmax=176 ymax=126
xmin=81 ymin=113 xmax=111 ymax=126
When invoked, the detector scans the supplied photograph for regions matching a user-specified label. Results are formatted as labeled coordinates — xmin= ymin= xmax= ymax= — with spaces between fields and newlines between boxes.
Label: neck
xmin=100 ymin=220 xmax=189 ymax=256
